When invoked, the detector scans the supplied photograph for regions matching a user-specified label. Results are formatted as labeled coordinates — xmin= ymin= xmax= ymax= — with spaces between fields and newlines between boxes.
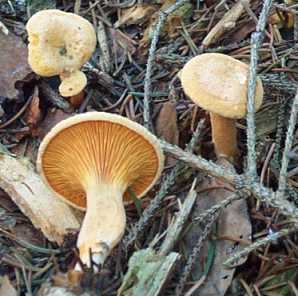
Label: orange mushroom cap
xmin=180 ymin=53 xmax=264 ymax=119
xmin=37 ymin=112 xmax=164 ymax=210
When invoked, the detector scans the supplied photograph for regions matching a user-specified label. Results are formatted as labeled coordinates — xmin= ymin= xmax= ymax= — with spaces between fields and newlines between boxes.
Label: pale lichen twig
xmin=277 ymin=90 xmax=298 ymax=199
xmin=194 ymin=191 xmax=249 ymax=224
xmin=122 ymin=120 xmax=204 ymax=250
xmin=143 ymin=0 xmax=189 ymax=130
xmin=175 ymin=213 xmax=219 ymax=296
xmin=246 ymin=0 xmax=273 ymax=181
xmin=224 ymin=225 xmax=298 ymax=268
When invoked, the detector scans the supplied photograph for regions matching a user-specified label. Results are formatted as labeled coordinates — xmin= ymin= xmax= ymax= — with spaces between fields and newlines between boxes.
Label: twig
xmin=0 ymin=95 xmax=33 ymax=129
xmin=202 ymin=0 xmax=249 ymax=47
xmin=97 ymin=20 xmax=112 ymax=73
xmin=224 ymin=225 xmax=298 ymax=268
xmin=161 ymin=141 xmax=240 ymax=184
xmin=143 ymin=0 xmax=189 ymax=130
xmin=175 ymin=214 xmax=219 ymax=296
xmin=260 ymin=74 xmax=298 ymax=94
xmin=39 ymin=82 xmax=72 ymax=112
xmin=122 ymin=121 xmax=204 ymax=250
xmin=162 ymin=140 xmax=298 ymax=221
xmin=159 ymin=179 xmax=197 ymax=256
xmin=277 ymin=90 xmax=298 ymax=199
xmin=246 ymin=0 xmax=273 ymax=182
xmin=194 ymin=191 xmax=248 ymax=224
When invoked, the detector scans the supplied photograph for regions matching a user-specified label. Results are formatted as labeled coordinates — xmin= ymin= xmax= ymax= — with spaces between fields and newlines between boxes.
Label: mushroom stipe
xmin=180 ymin=53 xmax=263 ymax=161
xmin=37 ymin=112 xmax=164 ymax=268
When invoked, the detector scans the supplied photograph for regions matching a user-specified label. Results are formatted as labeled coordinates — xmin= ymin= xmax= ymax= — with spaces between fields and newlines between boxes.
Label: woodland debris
xmin=155 ymin=101 xmax=179 ymax=166
xmin=202 ymin=0 xmax=250 ymax=47
xmin=0 ymin=276 xmax=17 ymax=296
xmin=0 ymin=153 xmax=80 ymax=245
xmin=183 ymin=160 xmax=251 ymax=295
xmin=114 ymin=4 xmax=158 ymax=28
xmin=0 ymin=31 xmax=31 ymax=99
xmin=118 ymin=180 xmax=197 ymax=296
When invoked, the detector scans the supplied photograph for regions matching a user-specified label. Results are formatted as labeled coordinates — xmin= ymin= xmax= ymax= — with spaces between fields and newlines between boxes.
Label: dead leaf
xmin=155 ymin=101 xmax=179 ymax=166
xmin=140 ymin=0 xmax=193 ymax=46
xmin=37 ymin=108 xmax=72 ymax=139
xmin=114 ymin=4 xmax=158 ymax=28
xmin=68 ymin=91 xmax=85 ymax=108
xmin=229 ymin=20 xmax=256 ymax=43
xmin=156 ymin=101 xmax=179 ymax=144
xmin=0 ymin=31 xmax=31 ymax=99
xmin=13 ymin=223 xmax=44 ymax=246
xmin=0 ymin=276 xmax=17 ymax=296
xmin=109 ymin=29 xmax=137 ymax=58
xmin=24 ymin=86 xmax=42 ymax=132
xmin=184 ymin=159 xmax=251 ymax=295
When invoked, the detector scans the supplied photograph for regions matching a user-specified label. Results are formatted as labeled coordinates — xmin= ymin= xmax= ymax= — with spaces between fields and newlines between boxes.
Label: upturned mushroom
xmin=37 ymin=112 xmax=164 ymax=267
xmin=180 ymin=53 xmax=263 ymax=161
xmin=26 ymin=9 xmax=96 ymax=97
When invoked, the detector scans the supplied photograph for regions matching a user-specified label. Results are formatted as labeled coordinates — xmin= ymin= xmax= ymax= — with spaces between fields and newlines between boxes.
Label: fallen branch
xmin=202 ymin=0 xmax=250 ymax=47
xmin=161 ymin=140 xmax=298 ymax=221
xmin=246 ymin=0 xmax=273 ymax=181
xmin=0 ymin=153 xmax=80 ymax=245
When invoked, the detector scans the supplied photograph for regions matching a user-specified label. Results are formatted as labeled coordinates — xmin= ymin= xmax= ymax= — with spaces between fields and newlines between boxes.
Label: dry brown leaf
xmin=0 ymin=276 xmax=17 ymax=296
xmin=13 ymin=223 xmax=44 ymax=246
xmin=185 ymin=159 xmax=251 ymax=295
xmin=155 ymin=101 xmax=179 ymax=145
xmin=114 ymin=4 xmax=158 ymax=28
xmin=109 ymin=29 xmax=137 ymax=58
xmin=140 ymin=0 xmax=192 ymax=46
xmin=155 ymin=101 xmax=179 ymax=166
xmin=24 ymin=86 xmax=42 ymax=131
xmin=0 ymin=31 xmax=31 ymax=99
xmin=229 ymin=20 xmax=256 ymax=43
xmin=37 ymin=108 xmax=73 ymax=139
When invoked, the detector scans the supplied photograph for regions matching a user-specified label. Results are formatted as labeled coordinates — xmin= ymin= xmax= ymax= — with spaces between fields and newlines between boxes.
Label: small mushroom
xmin=26 ymin=9 xmax=96 ymax=97
xmin=37 ymin=112 xmax=164 ymax=267
xmin=180 ymin=53 xmax=263 ymax=161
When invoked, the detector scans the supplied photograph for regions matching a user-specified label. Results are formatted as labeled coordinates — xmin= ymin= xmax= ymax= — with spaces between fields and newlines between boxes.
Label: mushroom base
xmin=77 ymin=183 xmax=126 ymax=268
xmin=210 ymin=113 xmax=238 ymax=161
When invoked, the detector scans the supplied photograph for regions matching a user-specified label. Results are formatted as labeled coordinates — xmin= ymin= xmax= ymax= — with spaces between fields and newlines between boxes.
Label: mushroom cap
xmin=180 ymin=53 xmax=264 ymax=119
xmin=26 ymin=9 xmax=96 ymax=77
xmin=37 ymin=112 xmax=164 ymax=210
xmin=59 ymin=70 xmax=87 ymax=97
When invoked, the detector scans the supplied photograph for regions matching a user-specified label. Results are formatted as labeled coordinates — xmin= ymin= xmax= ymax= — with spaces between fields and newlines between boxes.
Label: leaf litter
xmin=0 ymin=0 xmax=298 ymax=295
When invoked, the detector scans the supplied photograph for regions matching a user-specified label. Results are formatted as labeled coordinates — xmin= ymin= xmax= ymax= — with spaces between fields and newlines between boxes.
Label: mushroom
xmin=26 ymin=9 xmax=96 ymax=97
xmin=180 ymin=53 xmax=263 ymax=161
xmin=37 ymin=112 xmax=164 ymax=267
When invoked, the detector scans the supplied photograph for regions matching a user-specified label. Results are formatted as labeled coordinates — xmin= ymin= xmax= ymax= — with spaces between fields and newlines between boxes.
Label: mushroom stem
xmin=210 ymin=112 xmax=238 ymax=161
xmin=77 ymin=183 xmax=126 ymax=268
xmin=59 ymin=70 xmax=87 ymax=97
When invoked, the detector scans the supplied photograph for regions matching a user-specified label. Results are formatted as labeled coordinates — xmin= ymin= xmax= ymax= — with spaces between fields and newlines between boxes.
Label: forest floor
xmin=0 ymin=0 xmax=298 ymax=295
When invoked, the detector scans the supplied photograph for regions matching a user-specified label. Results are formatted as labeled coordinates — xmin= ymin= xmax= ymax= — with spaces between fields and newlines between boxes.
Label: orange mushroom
xmin=26 ymin=9 xmax=96 ymax=97
xmin=180 ymin=53 xmax=264 ymax=161
xmin=37 ymin=112 xmax=164 ymax=267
